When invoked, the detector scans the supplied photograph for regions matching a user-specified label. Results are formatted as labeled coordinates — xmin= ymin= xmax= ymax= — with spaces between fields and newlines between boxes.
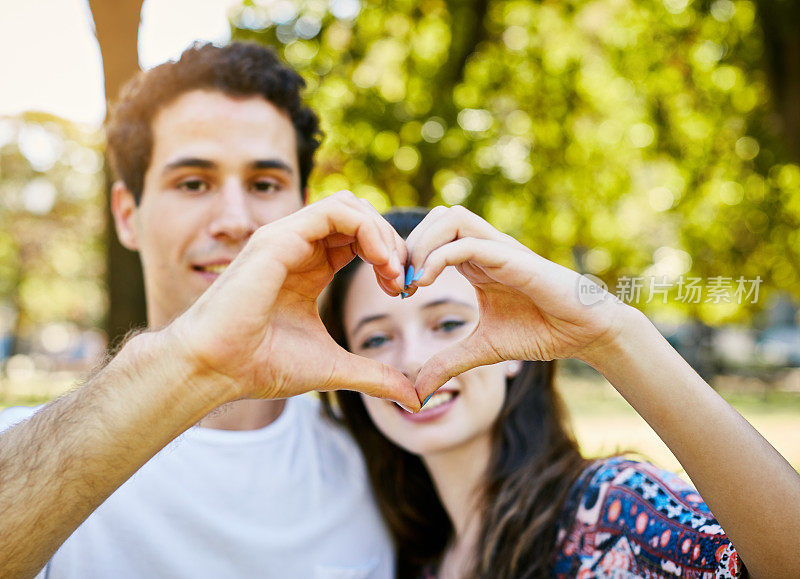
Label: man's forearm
xmin=0 ymin=328 xmax=230 ymax=578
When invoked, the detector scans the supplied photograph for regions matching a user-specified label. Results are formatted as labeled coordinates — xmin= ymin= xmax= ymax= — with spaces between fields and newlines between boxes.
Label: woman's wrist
xmin=576 ymin=303 xmax=654 ymax=375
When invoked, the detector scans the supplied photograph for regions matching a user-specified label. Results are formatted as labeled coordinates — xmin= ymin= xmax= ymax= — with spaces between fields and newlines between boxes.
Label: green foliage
xmin=0 ymin=112 xmax=106 ymax=338
xmin=2 ymin=0 xmax=799 ymax=335
xmin=232 ymin=0 xmax=800 ymax=324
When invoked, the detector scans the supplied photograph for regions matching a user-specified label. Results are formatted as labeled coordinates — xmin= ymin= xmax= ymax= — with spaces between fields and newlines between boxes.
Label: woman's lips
xmin=193 ymin=269 xmax=221 ymax=283
xmin=396 ymin=390 xmax=459 ymax=423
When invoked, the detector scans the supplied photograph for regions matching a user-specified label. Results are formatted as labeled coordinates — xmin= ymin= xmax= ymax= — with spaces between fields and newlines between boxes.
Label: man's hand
xmin=169 ymin=191 xmax=421 ymax=410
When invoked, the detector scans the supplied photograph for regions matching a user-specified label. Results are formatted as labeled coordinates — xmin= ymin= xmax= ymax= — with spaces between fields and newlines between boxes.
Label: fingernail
xmin=404 ymin=265 xmax=415 ymax=289
xmin=400 ymin=291 xmax=409 ymax=299
xmin=412 ymin=267 xmax=424 ymax=282
xmin=421 ymin=391 xmax=434 ymax=407
xmin=398 ymin=403 xmax=415 ymax=413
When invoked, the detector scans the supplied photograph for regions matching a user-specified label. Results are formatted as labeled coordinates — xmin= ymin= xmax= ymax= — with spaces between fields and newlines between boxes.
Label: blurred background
xmin=0 ymin=0 xmax=798 ymax=473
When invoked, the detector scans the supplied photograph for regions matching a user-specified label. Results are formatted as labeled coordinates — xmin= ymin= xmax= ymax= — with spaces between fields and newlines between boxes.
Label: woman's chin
xmin=364 ymin=390 xmax=491 ymax=457
xmin=382 ymin=421 xmax=474 ymax=458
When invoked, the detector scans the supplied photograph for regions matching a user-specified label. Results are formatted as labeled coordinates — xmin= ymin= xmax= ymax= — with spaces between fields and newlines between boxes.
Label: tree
xmin=87 ymin=0 xmax=147 ymax=347
xmin=0 ymin=112 xmax=106 ymax=355
xmin=755 ymin=0 xmax=800 ymax=161
xmin=232 ymin=0 xmax=800 ymax=325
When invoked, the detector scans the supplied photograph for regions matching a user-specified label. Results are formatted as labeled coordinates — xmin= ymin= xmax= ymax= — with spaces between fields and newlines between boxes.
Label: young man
xmin=0 ymin=42 xmax=420 ymax=578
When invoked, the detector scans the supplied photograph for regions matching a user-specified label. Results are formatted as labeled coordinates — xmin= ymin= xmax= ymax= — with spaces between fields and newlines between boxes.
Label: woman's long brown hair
xmin=319 ymin=208 xmax=593 ymax=578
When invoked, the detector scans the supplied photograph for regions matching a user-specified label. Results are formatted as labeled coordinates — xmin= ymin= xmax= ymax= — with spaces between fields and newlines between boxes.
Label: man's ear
xmin=110 ymin=181 xmax=140 ymax=251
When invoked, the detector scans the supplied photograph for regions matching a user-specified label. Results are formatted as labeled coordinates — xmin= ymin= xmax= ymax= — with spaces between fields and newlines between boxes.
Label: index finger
xmin=282 ymin=192 xmax=395 ymax=270
xmin=404 ymin=205 xmax=509 ymax=283
xmin=357 ymin=198 xmax=408 ymax=293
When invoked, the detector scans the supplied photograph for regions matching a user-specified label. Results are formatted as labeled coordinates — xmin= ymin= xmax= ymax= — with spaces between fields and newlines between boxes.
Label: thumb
xmin=414 ymin=335 xmax=500 ymax=406
xmin=322 ymin=349 xmax=421 ymax=411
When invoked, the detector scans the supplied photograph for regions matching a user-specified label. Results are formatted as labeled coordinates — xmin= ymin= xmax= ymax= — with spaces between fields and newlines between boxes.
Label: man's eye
xmin=360 ymin=335 xmax=389 ymax=349
xmin=253 ymin=180 xmax=279 ymax=193
xmin=437 ymin=319 xmax=466 ymax=332
xmin=178 ymin=179 xmax=209 ymax=192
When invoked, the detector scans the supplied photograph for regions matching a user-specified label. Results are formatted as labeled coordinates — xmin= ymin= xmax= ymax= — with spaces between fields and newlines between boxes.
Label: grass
xmin=556 ymin=366 xmax=800 ymax=480
xmin=0 ymin=370 xmax=81 ymax=410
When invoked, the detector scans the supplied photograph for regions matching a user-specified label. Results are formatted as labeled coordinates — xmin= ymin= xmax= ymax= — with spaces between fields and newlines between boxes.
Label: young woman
xmin=320 ymin=206 xmax=800 ymax=578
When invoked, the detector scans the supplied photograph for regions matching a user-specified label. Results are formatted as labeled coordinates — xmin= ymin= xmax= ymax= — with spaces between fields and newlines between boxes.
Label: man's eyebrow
xmin=161 ymin=158 xmax=294 ymax=174
xmin=250 ymin=159 xmax=294 ymax=174
xmin=163 ymin=158 xmax=216 ymax=174
xmin=351 ymin=299 xmax=476 ymax=336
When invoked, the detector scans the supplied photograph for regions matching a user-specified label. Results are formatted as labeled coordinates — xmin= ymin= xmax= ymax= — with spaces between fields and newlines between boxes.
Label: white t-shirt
xmin=0 ymin=395 xmax=394 ymax=578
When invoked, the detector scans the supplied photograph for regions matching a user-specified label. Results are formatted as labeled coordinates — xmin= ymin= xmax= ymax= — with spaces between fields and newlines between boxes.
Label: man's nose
xmin=208 ymin=179 xmax=258 ymax=241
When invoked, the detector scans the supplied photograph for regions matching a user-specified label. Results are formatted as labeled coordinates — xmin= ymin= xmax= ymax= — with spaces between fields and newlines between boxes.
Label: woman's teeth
xmin=421 ymin=391 xmax=455 ymax=410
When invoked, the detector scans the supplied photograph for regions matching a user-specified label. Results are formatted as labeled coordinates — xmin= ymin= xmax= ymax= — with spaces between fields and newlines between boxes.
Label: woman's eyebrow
xmin=421 ymin=298 xmax=476 ymax=310
xmin=352 ymin=314 xmax=388 ymax=336
xmin=352 ymin=299 xmax=476 ymax=335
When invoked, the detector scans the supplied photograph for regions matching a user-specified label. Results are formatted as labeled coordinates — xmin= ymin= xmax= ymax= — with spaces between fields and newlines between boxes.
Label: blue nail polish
xmin=404 ymin=265 xmax=414 ymax=288
xmin=412 ymin=268 xmax=424 ymax=282
xmin=400 ymin=291 xmax=409 ymax=299
xmin=422 ymin=392 xmax=434 ymax=407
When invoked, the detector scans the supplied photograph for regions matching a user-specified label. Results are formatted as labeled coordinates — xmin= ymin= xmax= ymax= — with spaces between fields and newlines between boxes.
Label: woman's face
xmin=343 ymin=262 xmax=519 ymax=457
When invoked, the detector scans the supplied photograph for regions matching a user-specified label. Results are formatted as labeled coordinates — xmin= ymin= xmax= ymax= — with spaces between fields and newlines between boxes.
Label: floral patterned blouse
xmin=551 ymin=456 xmax=745 ymax=578
xmin=419 ymin=456 xmax=746 ymax=578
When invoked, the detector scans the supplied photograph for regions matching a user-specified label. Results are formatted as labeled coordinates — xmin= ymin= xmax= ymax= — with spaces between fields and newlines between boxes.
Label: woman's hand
xmin=403 ymin=205 xmax=636 ymax=400
xmin=405 ymin=206 xmax=800 ymax=577
xmin=168 ymin=191 xmax=420 ymax=410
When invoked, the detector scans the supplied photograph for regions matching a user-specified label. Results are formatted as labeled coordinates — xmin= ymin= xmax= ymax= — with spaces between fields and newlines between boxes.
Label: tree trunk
xmin=414 ymin=0 xmax=490 ymax=207
xmin=756 ymin=0 xmax=800 ymax=162
xmin=87 ymin=0 xmax=148 ymax=347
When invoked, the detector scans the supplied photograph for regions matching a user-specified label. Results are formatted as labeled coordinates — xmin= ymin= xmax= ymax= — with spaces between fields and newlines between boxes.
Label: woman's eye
xmin=177 ymin=179 xmax=209 ymax=193
xmin=360 ymin=335 xmax=389 ymax=349
xmin=437 ymin=319 xmax=466 ymax=332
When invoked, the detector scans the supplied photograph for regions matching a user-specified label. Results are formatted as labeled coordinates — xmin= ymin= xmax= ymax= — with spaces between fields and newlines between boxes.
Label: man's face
xmin=112 ymin=89 xmax=304 ymax=327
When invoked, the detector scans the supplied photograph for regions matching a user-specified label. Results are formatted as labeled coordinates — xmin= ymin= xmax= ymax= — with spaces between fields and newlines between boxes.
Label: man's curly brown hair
xmin=106 ymin=41 xmax=321 ymax=204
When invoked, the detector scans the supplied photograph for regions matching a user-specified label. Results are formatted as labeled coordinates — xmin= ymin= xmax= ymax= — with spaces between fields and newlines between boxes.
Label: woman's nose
xmin=397 ymin=335 xmax=429 ymax=383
